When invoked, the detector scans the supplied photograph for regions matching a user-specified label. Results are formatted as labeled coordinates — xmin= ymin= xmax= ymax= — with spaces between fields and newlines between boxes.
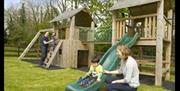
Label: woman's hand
xmin=104 ymin=70 xmax=110 ymax=74
xmin=112 ymin=79 xmax=124 ymax=84
xmin=97 ymin=78 xmax=101 ymax=82
xmin=112 ymin=80 xmax=118 ymax=84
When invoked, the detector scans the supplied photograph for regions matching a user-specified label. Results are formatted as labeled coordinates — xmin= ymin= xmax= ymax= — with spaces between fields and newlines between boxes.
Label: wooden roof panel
xmin=50 ymin=7 xmax=85 ymax=23
xmin=109 ymin=0 xmax=160 ymax=10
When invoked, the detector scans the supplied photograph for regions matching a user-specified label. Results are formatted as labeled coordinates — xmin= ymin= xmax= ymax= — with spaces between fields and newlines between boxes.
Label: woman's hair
xmin=117 ymin=45 xmax=131 ymax=59
xmin=91 ymin=56 xmax=100 ymax=63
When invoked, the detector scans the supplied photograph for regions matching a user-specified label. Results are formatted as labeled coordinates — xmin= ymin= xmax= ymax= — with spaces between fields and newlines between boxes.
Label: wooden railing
xmin=115 ymin=14 xmax=157 ymax=40
xmin=143 ymin=15 xmax=157 ymax=39
xmin=115 ymin=14 xmax=171 ymax=41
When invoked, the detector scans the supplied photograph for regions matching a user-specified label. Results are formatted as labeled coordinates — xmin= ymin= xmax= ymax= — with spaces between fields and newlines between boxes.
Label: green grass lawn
xmin=5 ymin=57 xmax=85 ymax=91
xmin=5 ymin=57 xmax=174 ymax=91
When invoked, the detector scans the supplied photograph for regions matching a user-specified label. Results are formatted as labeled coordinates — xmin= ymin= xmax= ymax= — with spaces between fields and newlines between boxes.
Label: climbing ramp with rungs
xmin=44 ymin=40 xmax=63 ymax=68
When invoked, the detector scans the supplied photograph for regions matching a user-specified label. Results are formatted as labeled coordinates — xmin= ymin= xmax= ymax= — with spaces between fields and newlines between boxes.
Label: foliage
xmin=94 ymin=26 xmax=112 ymax=42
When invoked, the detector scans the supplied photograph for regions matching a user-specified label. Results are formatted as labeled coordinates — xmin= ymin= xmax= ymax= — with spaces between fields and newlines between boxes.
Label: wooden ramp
xmin=44 ymin=40 xmax=63 ymax=68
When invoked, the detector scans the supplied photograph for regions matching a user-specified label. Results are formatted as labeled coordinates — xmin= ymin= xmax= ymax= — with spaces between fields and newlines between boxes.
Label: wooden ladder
xmin=44 ymin=40 xmax=63 ymax=68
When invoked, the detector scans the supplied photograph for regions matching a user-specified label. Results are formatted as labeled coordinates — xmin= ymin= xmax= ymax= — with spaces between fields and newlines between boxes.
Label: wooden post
xmin=119 ymin=21 xmax=122 ymax=38
xmin=165 ymin=9 xmax=172 ymax=80
xmin=152 ymin=16 xmax=156 ymax=38
xmin=144 ymin=17 xmax=148 ymax=38
xmin=122 ymin=21 xmax=125 ymax=36
xmin=112 ymin=10 xmax=117 ymax=45
xmin=148 ymin=17 xmax=152 ymax=37
xmin=139 ymin=47 xmax=143 ymax=71
xmin=69 ymin=16 xmax=76 ymax=67
xmin=155 ymin=0 xmax=164 ymax=86
xmin=88 ymin=22 xmax=95 ymax=67
xmin=69 ymin=16 xmax=75 ymax=40
xmin=116 ymin=21 xmax=120 ymax=39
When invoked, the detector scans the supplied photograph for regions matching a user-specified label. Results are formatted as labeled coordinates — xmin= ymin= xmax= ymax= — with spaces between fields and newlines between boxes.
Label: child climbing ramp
xmin=43 ymin=40 xmax=63 ymax=68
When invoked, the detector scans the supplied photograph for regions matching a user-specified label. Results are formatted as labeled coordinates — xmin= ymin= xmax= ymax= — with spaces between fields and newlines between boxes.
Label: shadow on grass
xmin=21 ymin=59 xmax=64 ymax=70
xmin=140 ymin=75 xmax=175 ymax=91
xmin=76 ymin=65 xmax=89 ymax=72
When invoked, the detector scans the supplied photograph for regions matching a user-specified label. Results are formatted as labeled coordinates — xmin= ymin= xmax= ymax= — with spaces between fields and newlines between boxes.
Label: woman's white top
xmin=118 ymin=56 xmax=140 ymax=88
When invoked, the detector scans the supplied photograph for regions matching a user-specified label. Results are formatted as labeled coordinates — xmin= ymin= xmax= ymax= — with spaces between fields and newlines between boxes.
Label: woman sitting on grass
xmin=104 ymin=45 xmax=140 ymax=91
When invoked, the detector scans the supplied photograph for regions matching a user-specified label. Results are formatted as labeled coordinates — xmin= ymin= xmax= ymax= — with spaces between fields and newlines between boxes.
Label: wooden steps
xmin=44 ymin=40 xmax=63 ymax=68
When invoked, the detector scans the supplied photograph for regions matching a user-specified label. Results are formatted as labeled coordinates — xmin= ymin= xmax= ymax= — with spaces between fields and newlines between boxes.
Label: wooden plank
xmin=82 ymin=41 xmax=111 ymax=44
xmin=39 ymin=28 xmax=54 ymax=32
xmin=122 ymin=21 xmax=125 ymax=36
xmin=44 ymin=40 xmax=63 ymax=68
xmin=144 ymin=17 xmax=148 ymax=38
xmin=140 ymin=37 xmax=156 ymax=40
xmin=60 ymin=40 xmax=66 ymax=67
xmin=152 ymin=16 xmax=156 ymax=38
xmin=21 ymin=57 xmax=40 ymax=60
xmin=119 ymin=21 xmax=122 ymax=39
xmin=116 ymin=13 xmax=157 ymax=21
xmin=88 ymin=22 xmax=95 ymax=67
xmin=69 ymin=16 xmax=75 ymax=40
xmin=66 ymin=28 xmax=70 ymax=39
xmin=138 ymin=61 xmax=155 ymax=65
xmin=148 ymin=17 xmax=152 ymax=37
xmin=112 ymin=11 xmax=117 ymax=45
xmin=165 ymin=9 xmax=172 ymax=80
xmin=135 ymin=40 xmax=156 ymax=46
xmin=137 ymin=60 xmax=169 ymax=65
xmin=155 ymin=0 xmax=164 ymax=86
xmin=140 ymin=72 xmax=155 ymax=76
xmin=116 ymin=21 xmax=120 ymax=39
xmin=73 ymin=40 xmax=77 ymax=68
xmin=165 ymin=25 xmax=168 ymax=39
xmin=18 ymin=32 xmax=41 ymax=60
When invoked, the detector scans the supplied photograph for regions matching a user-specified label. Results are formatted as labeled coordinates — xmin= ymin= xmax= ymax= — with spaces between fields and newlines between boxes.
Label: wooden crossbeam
xmin=140 ymin=72 xmax=155 ymax=76
xmin=39 ymin=28 xmax=54 ymax=32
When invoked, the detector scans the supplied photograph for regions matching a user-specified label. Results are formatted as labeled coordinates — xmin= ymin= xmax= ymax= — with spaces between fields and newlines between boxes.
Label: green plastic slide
xmin=65 ymin=32 xmax=141 ymax=91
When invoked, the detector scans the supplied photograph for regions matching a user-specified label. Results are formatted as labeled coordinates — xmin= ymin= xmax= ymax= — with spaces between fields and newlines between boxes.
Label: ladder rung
xmin=140 ymin=72 xmax=155 ymax=76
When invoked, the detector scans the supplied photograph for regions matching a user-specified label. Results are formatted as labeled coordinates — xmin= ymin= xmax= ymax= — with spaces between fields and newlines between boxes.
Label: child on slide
xmin=78 ymin=56 xmax=103 ymax=87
